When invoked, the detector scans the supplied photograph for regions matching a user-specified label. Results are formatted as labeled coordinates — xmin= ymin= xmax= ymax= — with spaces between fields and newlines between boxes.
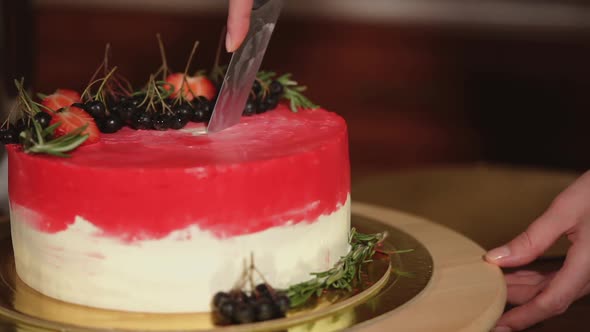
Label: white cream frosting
xmin=10 ymin=196 xmax=351 ymax=313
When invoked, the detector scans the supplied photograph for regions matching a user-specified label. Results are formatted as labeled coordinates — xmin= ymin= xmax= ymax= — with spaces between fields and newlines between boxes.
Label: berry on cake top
xmin=1 ymin=39 xmax=317 ymax=156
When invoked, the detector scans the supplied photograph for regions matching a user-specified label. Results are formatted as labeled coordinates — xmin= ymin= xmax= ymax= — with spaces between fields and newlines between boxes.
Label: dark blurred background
xmin=4 ymin=0 xmax=587 ymax=178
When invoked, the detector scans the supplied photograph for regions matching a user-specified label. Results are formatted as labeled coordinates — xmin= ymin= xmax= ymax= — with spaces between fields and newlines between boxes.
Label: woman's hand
xmin=486 ymin=170 xmax=590 ymax=331
xmin=226 ymin=0 xmax=253 ymax=52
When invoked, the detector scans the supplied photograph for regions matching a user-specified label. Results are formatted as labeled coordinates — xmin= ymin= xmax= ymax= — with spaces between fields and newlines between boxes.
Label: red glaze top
xmin=8 ymin=106 xmax=350 ymax=240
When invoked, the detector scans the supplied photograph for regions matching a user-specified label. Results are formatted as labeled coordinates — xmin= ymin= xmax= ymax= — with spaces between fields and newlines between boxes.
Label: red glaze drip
xmin=8 ymin=106 xmax=350 ymax=240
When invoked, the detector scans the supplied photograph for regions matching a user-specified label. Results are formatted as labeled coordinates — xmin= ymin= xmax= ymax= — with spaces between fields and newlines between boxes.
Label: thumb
xmin=485 ymin=200 xmax=572 ymax=267
xmin=226 ymin=0 xmax=253 ymax=52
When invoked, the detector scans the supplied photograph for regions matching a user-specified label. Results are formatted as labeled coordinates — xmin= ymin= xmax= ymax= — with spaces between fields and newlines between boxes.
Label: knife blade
xmin=207 ymin=0 xmax=284 ymax=134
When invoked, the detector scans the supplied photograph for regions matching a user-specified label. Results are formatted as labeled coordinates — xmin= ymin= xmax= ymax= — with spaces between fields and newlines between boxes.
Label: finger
xmin=580 ymin=280 xmax=590 ymax=298
xmin=226 ymin=0 xmax=253 ymax=52
xmin=498 ymin=279 xmax=590 ymax=331
xmin=504 ymin=270 xmax=552 ymax=286
xmin=496 ymin=241 xmax=590 ymax=331
xmin=486 ymin=171 xmax=590 ymax=268
xmin=504 ymin=271 xmax=553 ymax=305
xmin=507 ymin=284 xmax=542 ymax=306
xmin=506 ymin=277 xmax=553 ymax=305
xmin=485 ymin=198 xmax=578 ymax=268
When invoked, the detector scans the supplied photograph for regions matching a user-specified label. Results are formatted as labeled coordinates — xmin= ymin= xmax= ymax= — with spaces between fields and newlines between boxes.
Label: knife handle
xmin=253 ymin=0 xmax=270 ymax=10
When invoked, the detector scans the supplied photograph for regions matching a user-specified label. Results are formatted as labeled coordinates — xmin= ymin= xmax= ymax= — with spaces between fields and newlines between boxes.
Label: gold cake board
xmin=0 ymin=202 xmax=505 ymax=331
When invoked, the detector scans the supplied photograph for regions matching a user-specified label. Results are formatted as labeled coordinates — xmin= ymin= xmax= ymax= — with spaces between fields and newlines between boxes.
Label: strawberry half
xmin=165 ymin=73 xmax=216 ymax=101
xmin=50 ymin=105 xmax=100 ymax=145
xmin=42 ymin=89 xmax=82 ymax=111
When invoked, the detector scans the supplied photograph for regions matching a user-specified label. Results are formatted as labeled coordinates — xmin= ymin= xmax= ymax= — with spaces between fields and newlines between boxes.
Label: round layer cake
xmin=6 ymin=106 xmax=351 ymax=313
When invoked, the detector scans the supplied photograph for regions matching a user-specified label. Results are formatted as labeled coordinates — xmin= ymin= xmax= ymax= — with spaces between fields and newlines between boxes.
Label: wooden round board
xmin=351 ymin=202 xmax=506 ymax=332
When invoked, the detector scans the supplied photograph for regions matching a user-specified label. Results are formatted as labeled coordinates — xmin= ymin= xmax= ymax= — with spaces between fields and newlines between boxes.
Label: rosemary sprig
xmin=14 ymin=79 xmax=89 ymax=157
xmin=276 ymin=73 xmax=318 ymax=112
xmin=256 ymin=71 xmax=319 ymax=112
xmin=22 ymin=123 xmax=89 ymax=158
xmin=285 ymin=228 xmax=388 ymax=308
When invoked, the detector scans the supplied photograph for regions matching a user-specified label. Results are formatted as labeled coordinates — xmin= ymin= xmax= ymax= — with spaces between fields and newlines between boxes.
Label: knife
xmin=207 ymin=0 xmax=284 ymax=134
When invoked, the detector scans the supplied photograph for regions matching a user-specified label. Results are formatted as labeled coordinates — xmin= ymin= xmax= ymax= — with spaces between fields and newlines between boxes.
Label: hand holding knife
xmin=208 ymin=0 xmax=284 ymax=134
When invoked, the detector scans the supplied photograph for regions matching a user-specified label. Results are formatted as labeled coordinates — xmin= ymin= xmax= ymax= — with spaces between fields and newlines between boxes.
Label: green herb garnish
xmin=286 ymin=228 xmax=389 ymax=308
xmin=256 ymin=71 xmax=319 ymax=112
xmin=21 ymin=122 xmax=89 ymax=158
xmin=14 ymin=79 xmax=88 ymax=157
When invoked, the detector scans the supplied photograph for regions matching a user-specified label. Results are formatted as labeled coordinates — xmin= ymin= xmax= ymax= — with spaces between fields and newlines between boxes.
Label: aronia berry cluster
xmin=212 ymin=283 xmax=290 ymax=325
xmin=0 ymin=72 xmax=291 ymax=147
xmin=0 ymin=39 xmax=316 ymax=155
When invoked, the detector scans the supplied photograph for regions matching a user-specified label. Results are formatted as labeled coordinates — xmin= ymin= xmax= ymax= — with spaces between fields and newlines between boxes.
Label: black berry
xmin=230 ymin=290 xmax=249 ymax=304
xmin=252 ymin=80 xmax=262 ymax=95
xmin=84 ymin=100 xmax=106 ymax=119
xmin=243 ymin=100 xmax=257 ymax=116
xmin=152 ymin=114 xmax=170 ymax=131
xmin=190 ymin=97 xmax=212 ymax=122
xmin=173 ymin=103 xmax=193 ymax=120
xmin=219 ymin=298 xmax=236 ymax=319
xmin=257 ymin=98 xmax=269 ymax=114
xmin=34 ymin=112 xmax=52 ymax=128
xmin=233 ymin=303 xmax=255 ymax=324
xmin=0 ymin=127 xmax=18 ymax=144
xmin=265 ymin=95 xmax=280 ymax=110
xmin=100 ymin=115 xmax=123 ymax=133
xmin=191 ymin=109 xmax=209 ymax=122
xmin=218 ymin=300 xmax=236 ymax=322
xmin=169 ymin=114 xmax=189 ymax=130
xmin=195 ymin=97 xmax=213 ymax=113
xmin=255 ymin=283 xmax=272 ymax=299
xmin=269 ymin=80 xmax=284 ymax=96
xmin=15 ymin=119 xmax=29 ymax=133
xmin=118 ymin=102 xmax=137 ymax=123
xmin=109 ymin=103 xmax=121 ymax=115
xmin=128 ymin=94 xmax=144 ymax=107
xmin=213 ymin=292 xmax=231 ymax=308
xmin=130 ymin=111 xmax=152 ymax=130
xmin=275 ymin=293 xmax=290 ymax=315
xmin=254 ymin=298 xmax=275 ymax=321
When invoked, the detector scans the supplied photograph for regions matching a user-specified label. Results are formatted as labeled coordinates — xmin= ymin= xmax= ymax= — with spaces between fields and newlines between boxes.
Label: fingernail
xmin=486 ymin=246 xmax=511 ymax=262
xmin=492 ymin=326 xmax=511 ymax=332
xmin=225 ymin=32 xmax=234 ymax=52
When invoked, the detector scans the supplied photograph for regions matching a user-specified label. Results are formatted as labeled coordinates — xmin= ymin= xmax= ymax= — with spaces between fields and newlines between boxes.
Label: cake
xmin=6 ymin=102 xmax=351 ymax=314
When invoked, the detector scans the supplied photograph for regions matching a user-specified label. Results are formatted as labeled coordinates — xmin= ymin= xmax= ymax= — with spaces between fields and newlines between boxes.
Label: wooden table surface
xmin=352 ymin=164 xmax=590 ymax=331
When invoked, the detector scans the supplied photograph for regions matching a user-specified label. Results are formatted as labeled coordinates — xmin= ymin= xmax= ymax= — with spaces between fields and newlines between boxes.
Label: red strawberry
xmin=50 ymin=105 xmax=100 ymax=145
xmin=165 ymin=73 xmax=216 ymax=101
xmin=42 ymin=89 xmax=82 ymax=111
